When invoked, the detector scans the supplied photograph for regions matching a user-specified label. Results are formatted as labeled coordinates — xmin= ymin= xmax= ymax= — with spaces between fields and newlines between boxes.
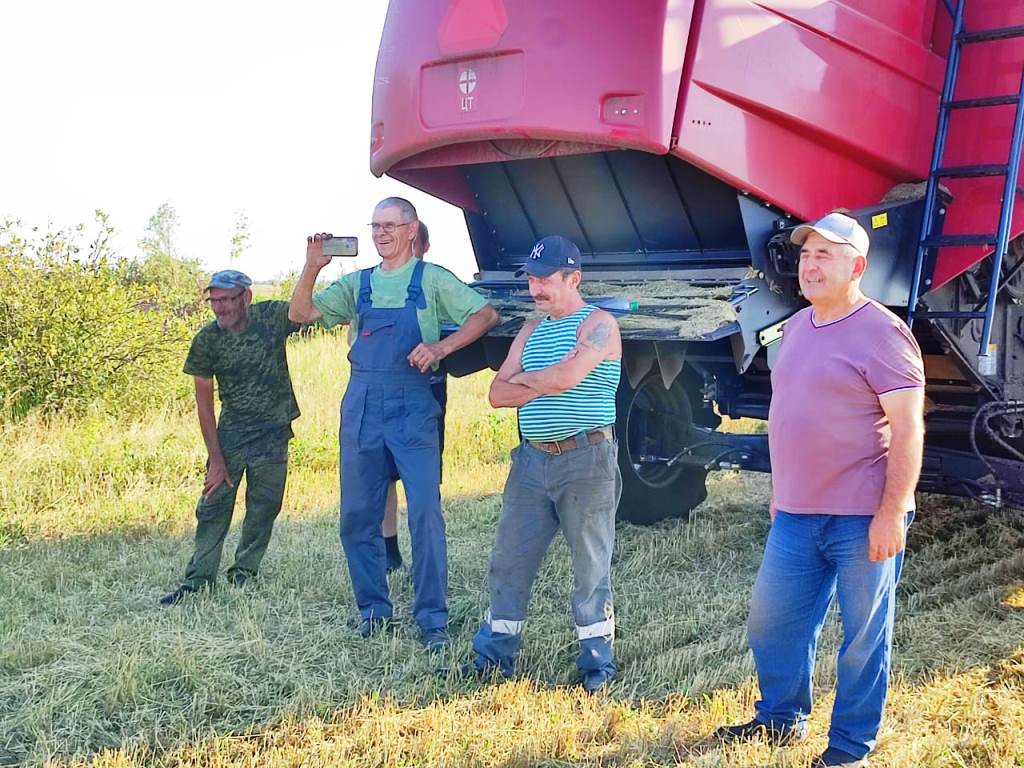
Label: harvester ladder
xmin=908 ymin=0 xmax=1024 ymax=376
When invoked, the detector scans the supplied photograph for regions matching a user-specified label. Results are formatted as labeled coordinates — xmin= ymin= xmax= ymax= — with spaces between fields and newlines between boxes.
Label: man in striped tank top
xmin=469 ymin=235 xmax=623 ymax=693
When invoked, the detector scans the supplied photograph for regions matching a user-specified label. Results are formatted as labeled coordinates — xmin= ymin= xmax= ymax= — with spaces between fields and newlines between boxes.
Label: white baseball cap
xmin=790 ymin=212 xmax=870 ymax=257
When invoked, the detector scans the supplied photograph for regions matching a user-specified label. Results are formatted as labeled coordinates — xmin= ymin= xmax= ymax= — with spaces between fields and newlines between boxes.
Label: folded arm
xmin=488 ymin=319 xmax=544 ymax=408
xmin=509 ymin=309 xmax=621 ymax=395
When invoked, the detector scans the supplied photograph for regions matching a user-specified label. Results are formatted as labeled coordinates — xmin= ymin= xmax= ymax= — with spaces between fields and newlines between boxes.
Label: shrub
xmin=0 ymin=214 xmax=193 ymax=420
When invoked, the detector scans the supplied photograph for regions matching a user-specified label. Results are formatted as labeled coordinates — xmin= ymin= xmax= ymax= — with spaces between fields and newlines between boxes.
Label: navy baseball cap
xmin=514 ymin=235 xmax=582 ymax=277
xmin=206 ymin=269 xmax=253 ymax=291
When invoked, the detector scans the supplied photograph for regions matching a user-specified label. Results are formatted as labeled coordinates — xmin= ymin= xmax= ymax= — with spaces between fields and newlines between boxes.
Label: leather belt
xmin=528 ymin=425 xmax=615 ymax=455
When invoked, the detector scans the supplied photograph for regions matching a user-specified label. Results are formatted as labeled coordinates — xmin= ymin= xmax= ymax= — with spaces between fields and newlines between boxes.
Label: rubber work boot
xmin=713 ymin=718 xmax=807 ymax=746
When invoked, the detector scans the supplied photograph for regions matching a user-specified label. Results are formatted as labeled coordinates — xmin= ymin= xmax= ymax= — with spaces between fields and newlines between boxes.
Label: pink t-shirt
xmin=767 ymin=300 xmax=925 ymax=515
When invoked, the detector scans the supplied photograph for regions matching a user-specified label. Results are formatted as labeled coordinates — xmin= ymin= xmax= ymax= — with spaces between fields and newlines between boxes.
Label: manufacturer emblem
xmin=459 ymin=67 xmax=476 ymax=112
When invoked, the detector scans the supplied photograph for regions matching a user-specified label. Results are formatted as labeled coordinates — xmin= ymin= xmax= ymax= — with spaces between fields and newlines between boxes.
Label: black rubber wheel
xmin=614 ymin=370 xmax=708 ymax=525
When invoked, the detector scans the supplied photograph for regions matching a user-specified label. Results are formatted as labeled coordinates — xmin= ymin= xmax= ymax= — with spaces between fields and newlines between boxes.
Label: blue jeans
xmin=748 ymin=510 xmax=913 ymax=758
xmin=472 ymin=438 xmax=622 ymax=690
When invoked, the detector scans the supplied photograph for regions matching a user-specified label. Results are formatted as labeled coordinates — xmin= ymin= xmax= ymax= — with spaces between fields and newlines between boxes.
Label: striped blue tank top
xmin=518 ymin=305 xmax=621 ymax=441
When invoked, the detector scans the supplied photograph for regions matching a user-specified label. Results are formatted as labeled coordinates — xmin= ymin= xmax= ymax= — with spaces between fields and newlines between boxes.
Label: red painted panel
xmin=673 ymin=1 xmax=944 ymax=217
xmin=372 ymin=0 xmax=1024 ymax=288
xmin=437 ymin=0 xmax=509 ymax=55
xmin=371 ymin=0 xmax=695 ymax=175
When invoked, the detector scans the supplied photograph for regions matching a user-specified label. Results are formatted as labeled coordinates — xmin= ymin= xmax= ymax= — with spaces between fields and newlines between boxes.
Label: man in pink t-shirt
xmin=715 ymin=213 xmax=925 ymax=768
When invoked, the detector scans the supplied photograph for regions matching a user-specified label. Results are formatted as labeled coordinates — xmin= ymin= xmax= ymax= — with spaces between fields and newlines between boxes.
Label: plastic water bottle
xmin=592 ymin=297 xmax=638 ymax=312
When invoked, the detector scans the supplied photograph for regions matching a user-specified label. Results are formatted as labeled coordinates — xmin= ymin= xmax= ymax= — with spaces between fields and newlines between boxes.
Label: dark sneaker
xmin=713 ymin=718 xmax=806 ymax=746
xmin=356 ymin=616 xmax=390 ymax=639
xmin=226 ymin=571 xmax=248 ymax=588
xmin=810 ymin=747 xmax=868 ymax=767
xmin=158 ymin=584 xmax=198 ymax=607
xmin=581 ymin=669 xmax=615 ymax=694
xmin=420 ymin=627 xmax=450 ymax=652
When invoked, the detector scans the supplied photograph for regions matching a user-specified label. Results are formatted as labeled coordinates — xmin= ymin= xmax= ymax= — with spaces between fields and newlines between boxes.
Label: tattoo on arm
xmin=582 ymin=320 xmax=611 ymax=351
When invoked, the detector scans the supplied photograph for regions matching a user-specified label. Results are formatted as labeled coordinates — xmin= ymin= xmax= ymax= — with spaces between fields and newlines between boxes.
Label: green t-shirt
xmin=183 ymin=300 xmax=301 ymax=447
xmin=311 ymin=258 xmax=489 ymax=345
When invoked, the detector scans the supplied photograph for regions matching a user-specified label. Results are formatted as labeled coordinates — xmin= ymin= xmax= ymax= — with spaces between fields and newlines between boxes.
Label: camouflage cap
xmin=206 ymin=269 xmax=253 ymax=291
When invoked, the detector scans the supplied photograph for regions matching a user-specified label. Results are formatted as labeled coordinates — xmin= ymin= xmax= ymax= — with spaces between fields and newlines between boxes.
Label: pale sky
xmin=1 ymin=1 xmax=476 ymax=282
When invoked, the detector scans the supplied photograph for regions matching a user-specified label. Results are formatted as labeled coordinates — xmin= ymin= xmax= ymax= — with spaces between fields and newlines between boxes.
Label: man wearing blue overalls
xmin=289 ymin=197 xmax=498 ymax=649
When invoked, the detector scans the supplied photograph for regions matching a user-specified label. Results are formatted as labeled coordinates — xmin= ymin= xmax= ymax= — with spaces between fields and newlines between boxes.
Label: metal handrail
xmin=976 ymin=69 xmax=1024 ymax=375
xmin=907 ymin=0 xmax=966 ymax=325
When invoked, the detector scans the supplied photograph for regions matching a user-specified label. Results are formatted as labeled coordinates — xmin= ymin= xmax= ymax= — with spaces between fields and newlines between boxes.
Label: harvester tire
xmin=614 ymin=370 xmax=708 ymax=525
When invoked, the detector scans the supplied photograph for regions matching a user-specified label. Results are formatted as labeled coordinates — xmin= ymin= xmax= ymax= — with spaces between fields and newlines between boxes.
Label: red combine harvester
xmin=371 ymin=0 xmax=1024 ymax=523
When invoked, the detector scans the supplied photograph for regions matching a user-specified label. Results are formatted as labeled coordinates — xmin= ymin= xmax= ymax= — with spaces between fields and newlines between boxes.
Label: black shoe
xmin=356 ymin=616 xmax=390 ymax=639
xmin=385 ymin=535 xmax=403 ymax=573
xmin=810 ymin=747 xmax=868 ymax=767
xmin=226 ymin=571 xmax=249 ymax=588
xmin=420 ymin=627 xmax=450 ymax=652
xmin=713 ymin=718 xmax=806 ymax=746
xmin=159 ymin=584 xmax=198 ymax=606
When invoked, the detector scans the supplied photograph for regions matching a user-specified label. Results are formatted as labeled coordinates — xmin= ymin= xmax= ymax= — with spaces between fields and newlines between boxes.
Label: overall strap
xmin=405 ymin=259 xmax=428 ymax=310
xmin=357 ymin=267 xmax=374 ymax=315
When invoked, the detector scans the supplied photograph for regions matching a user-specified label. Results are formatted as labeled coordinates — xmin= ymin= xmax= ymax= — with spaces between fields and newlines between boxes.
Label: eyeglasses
xmin=368 ymin=221 xmax=414 ymax=234
xmin=206 ymin=290 xmax=246 ymax=306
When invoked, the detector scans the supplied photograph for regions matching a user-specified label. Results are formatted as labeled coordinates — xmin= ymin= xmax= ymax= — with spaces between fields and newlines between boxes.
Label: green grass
xmin=3 ymin=332 xmax=1024 ymax=766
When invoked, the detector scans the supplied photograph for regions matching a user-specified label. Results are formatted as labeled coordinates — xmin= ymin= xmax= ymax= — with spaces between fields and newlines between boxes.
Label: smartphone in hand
xmin=322 ymin=236 xmax=358 ymax=257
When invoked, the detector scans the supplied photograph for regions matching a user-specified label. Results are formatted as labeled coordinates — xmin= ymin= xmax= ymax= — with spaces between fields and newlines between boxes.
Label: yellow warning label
xmin=871 ymin=212 xmax=888 ymax=229
xmin=758 ymin=320 xmax=786 ymax=347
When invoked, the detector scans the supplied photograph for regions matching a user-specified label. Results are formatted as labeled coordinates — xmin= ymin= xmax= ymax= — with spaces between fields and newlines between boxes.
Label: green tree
xmin=126 ymin=202 xmax=207 ymax=315
xmin=229 ymin=209 xmax=250 ymax=267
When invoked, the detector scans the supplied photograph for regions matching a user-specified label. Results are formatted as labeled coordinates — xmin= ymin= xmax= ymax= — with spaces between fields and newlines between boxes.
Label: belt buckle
xmin=551 ymin=439 xmax=563 ymax=456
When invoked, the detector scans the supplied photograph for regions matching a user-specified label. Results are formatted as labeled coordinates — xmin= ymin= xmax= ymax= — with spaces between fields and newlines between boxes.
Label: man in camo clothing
xmin=160 ymin=270 xmax=302 ymax=605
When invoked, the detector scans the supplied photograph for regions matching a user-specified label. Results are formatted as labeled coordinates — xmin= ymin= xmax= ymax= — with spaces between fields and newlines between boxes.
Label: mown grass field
xmin=3 ymin=331 xmax=1024 ymax=767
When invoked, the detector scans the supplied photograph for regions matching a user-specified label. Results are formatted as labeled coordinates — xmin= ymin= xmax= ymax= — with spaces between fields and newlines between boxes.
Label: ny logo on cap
xmin=530 ymin=242 xmax=545 ymax=260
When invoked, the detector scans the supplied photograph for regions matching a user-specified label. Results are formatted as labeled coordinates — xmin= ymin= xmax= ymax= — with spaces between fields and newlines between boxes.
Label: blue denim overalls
xmin=339 ymin=260 xmax=447 ymax=633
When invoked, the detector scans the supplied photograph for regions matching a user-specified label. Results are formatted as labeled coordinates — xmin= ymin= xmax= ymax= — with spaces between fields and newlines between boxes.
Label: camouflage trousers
xmin=183 ymin=435 xmax=289 ymax=589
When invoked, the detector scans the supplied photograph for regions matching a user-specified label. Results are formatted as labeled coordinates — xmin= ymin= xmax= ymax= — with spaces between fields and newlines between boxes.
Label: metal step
xmin=959 ymin=25 xmax=1024 ymax=44
xmin=934 ymin=163 xmax=1009 ymax=178
xmin=914 ymin=310 xmax=988 ymax=320
xmin=944 ymin=95 xmax=1020 ymax=109
xmin=921 ymin=234 xmax=997 ymax=248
